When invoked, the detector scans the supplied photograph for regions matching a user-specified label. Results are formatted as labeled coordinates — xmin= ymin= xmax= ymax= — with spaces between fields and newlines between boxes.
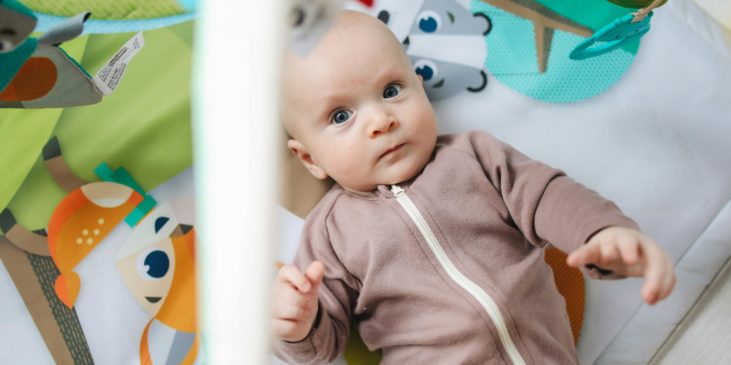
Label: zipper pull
xmin=390 ymin=185 xmax=404 ymax=197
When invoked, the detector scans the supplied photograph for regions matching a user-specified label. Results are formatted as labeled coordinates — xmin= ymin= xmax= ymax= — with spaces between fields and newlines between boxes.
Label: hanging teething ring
xmin=569 ymin=12 xmax=652 ymax=60
xmin=570 ymin=0 xmax=666 ymax=60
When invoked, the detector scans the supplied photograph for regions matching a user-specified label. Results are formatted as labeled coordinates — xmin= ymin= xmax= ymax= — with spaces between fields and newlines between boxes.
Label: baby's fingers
xmin=654 ymin=267 xmax=676 ymax=304
xmin=616 ymin=236 xmax=640 ymax=266
xmin=662 ymin=268 xmax=677 ymax=301
xmin=271 ymin=285 xmax=312 ymax=320
xmin=640 ymin=242 xmax=672 ymax=305
xmin=566 ymin=244 xmax=601 ymax=267
xmin=277 ymin=264 xmax=311 ymax=292
xmin=305 ymin=261 xmax=325 ymax=292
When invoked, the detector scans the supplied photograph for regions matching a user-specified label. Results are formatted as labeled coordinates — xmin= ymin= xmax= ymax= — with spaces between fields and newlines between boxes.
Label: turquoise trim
xmin=56 ymin=45 xmax=92 ymax=79
xmin=34 ymin=12 xmax=196 ymax=34
xmin=111 ymin=166 xmax=146 ymax=196
xmin=93 ymin=162 xmax=114 ymax=182
xmin=125 ymin=196 xmax=156 ymax=226
xmin=94 ymin=162 xmax=157 ymax=227
xmin=0 ymin=38 xmax=38 ymax=92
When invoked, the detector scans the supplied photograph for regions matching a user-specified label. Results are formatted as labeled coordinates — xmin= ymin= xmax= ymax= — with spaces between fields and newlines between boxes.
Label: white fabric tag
xmin=93 ymin=32 xmax=144 ymax=95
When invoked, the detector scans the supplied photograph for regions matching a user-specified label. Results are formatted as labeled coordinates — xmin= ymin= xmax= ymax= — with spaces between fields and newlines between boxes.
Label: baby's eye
xmin=383 ymin=84 xmax=401 ymax=99
xmin=331 ymin=110 xmax=352 ymax=124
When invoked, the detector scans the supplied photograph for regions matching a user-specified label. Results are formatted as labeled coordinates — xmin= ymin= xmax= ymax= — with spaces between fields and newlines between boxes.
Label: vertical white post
xmin=193 ymin=0 xmax=283 ymax=363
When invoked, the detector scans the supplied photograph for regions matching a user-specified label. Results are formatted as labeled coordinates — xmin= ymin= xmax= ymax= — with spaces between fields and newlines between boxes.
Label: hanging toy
xmin=569 ymin=0 xmax=667 ymax=60
xmin=0 ymin=0 xmax=143 ymax=108
xmin=0 ymin=0 xmax=97 ymax=108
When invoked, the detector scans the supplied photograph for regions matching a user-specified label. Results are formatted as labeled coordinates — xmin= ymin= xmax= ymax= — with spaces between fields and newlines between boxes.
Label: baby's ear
xmin=281 ymin=137 xmax=332 ymax=218
xmin=287 ymin=139 xmax=328 ymax=180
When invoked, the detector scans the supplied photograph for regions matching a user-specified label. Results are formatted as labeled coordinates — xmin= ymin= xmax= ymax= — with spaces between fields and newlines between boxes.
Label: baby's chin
xmin=334 ymin=170 xmax=416 ymax=193
xmin=334 ymin=148 xmax=434 ymax=192
xmin=369 ymin=161 xmax=429 ymax=190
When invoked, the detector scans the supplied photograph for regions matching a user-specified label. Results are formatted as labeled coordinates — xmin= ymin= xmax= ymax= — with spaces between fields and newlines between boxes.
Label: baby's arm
xmin=566 ymin=227 xmax=676 ymax=305
xmin=457 ymin=132 xmax=676 ymax=304
xmin=271 ymin=261 xmax=325 ymax=342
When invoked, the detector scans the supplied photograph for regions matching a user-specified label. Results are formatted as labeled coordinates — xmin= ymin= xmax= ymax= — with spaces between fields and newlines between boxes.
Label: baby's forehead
xmin=303 ymin=12 xmax=401 ymax=56
xmin=282 ymin=12 xmax=410 ymax=96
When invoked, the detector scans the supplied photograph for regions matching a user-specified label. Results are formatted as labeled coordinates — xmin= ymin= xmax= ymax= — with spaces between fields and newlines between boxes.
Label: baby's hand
xmin=271 ymin=261 xmax=325 ymax=342
xmin=566 ymin=227 xmax=676 ymax=305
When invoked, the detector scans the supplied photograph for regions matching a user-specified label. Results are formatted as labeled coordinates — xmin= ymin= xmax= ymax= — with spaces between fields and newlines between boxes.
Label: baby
xmin=272 ymin=11 xmax=675 ymax=365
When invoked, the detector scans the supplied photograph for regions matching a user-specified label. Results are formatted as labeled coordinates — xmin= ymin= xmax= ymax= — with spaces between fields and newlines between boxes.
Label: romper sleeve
xmin=462 ymin=131 xmax=638 ymax=274
xmin=272 ymin=192 xmax=360 ymax=364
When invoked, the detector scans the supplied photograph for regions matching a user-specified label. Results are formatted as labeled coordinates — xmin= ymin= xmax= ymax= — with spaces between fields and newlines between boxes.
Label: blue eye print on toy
xmin=154 ymin=216 xmax=170 ymax=234
xmin=331 ymin=110 xmax=351 ymax=124
xmin=416 ymin=66 xmax=433 ymax=80
xmin=413 ymin=60 xmax=438 ymax=82
xmin=417 ymin=11 xmax=441 ymax=33
xmin=141 ymin=250 xmax=170 ymax=279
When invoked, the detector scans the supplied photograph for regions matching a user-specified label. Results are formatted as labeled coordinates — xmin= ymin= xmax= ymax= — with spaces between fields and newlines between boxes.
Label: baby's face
xmin=284 ymin=13 xmax=437 ymax=192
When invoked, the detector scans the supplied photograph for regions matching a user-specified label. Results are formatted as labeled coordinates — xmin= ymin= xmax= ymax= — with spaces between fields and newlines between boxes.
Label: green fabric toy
xmin=0 ymin=0 xmax=143 ymax=108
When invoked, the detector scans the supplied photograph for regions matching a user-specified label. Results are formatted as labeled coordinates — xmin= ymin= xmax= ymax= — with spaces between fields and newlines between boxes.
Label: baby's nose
xmin=367 ymin=113 xmax=398 ymax=138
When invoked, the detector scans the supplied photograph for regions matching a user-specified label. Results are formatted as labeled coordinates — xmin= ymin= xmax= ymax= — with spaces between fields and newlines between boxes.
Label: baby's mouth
xmin=379 ymin=143 xmax=405 ymax=160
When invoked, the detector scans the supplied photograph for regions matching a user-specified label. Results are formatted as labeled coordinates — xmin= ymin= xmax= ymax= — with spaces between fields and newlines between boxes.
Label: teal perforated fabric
xmin=473 ymin=0 xmax=641 ymax=103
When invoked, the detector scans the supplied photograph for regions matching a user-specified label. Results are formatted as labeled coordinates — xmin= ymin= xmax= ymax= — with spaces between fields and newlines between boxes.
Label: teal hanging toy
xmin=570 ymin=0 xmax=666 ymax=60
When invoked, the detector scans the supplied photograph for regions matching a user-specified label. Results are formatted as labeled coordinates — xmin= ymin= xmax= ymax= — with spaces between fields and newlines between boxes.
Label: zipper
xmin=390 ymin=185 xmax=526 ymax=365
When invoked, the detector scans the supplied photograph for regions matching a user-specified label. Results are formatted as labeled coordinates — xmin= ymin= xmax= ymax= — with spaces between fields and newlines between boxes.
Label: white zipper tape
xmin=391 ymin=185 xmax=526 ymax=365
